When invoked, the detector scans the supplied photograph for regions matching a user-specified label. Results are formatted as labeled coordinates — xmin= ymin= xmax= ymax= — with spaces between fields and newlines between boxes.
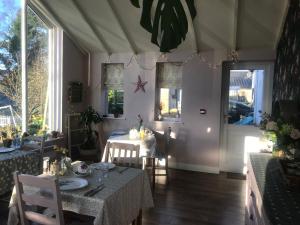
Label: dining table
xmin=0 ymin=148 xmax=42 ymax=195
xmin=8 ymin=164 xmax=154 ymax=225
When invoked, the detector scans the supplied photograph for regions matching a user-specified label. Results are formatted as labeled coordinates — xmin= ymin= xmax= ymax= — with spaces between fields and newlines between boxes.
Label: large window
xmin=103 ymin=64 xmax=124 ymax=118
xmin=0 ymin=1 xmax=22 ymax=136
xmin=156 ymin=63 xmax=183 ymax=121
xmin=27 ymin=7 xmax=49 ymax=135
xmin=0 ymin=1 xmax=62 ymax=141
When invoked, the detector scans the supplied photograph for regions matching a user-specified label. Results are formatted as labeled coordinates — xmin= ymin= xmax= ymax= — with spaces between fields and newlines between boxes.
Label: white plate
xmin=72 ymin=169 xmax=92 ymax=177
xmin=111 ymin=130 xmax=127 ymax=136
xmin=59 ymin=178 xmax=88 ymax=191
xmin=92 ymin=162 xmax=116 ymax=170
xmin=0 ymin=147 xmax=16 ymax=153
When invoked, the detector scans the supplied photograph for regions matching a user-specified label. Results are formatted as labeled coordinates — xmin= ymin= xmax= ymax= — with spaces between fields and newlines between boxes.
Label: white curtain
xmin=104 ymin=63 xmax=124 ymax=90
xmin=157 ymin=63 xmax=183 ymax=89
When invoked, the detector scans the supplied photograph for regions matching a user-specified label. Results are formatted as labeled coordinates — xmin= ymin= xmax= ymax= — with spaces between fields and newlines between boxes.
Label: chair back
xmin=13 ymin=172 xmax=64 ymax=225
xmin=154 ymin=127 xmax=171 ymax=155
xmin=105 ymin=142 xmax=140 ymax=168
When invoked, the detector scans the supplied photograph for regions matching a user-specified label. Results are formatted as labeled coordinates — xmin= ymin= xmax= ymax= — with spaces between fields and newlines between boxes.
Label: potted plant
xmin=0 ymin=131 xmax=12 ymax=147
xmin=79 ymin=106 xmax=103 ymax=156
xmin=113 ymin=105 xmax=123 ymax=118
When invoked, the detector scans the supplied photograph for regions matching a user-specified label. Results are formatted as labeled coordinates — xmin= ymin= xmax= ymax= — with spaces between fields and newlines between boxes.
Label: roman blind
xmin=157 ymin=63 xmax=183 ymax=89
xmin=104 ymin=63 xmax=124 ymax=89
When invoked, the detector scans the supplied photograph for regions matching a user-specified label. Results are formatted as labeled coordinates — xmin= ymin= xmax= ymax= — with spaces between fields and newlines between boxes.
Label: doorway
xmin=220 ymin=62 xmax=274 ymax=173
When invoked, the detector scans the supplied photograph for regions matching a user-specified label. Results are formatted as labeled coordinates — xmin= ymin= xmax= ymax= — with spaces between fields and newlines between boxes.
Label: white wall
xmin=87 ymin=49 xmax=276 ymax=173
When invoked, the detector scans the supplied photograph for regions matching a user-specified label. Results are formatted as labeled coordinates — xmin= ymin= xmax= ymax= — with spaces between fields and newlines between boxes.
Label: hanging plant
xmin=130 ymin=0 xmax=197 ymax=52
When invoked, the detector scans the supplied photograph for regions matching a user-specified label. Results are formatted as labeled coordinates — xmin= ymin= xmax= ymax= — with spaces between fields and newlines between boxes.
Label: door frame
xmin=219 ymin=61 xmax=274 ymax=172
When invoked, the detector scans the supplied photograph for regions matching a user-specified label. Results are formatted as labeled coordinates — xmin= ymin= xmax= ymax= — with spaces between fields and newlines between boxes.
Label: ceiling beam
xmin=274 ymin=0 xmax=289 ymax=49
xmin=71 ymin=0 xmax=112 ymax=54
xmin=106 ymin=0 xmax=138 ymax=54
xmin=32 ymin=0 xmax=89 ymax=55
xmin=232 ymin=0 xmax=239 ymax=50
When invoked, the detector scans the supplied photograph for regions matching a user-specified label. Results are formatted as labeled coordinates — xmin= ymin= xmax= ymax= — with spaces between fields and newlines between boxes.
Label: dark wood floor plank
xmin=143 ymin=169 xmax=245 ymax=225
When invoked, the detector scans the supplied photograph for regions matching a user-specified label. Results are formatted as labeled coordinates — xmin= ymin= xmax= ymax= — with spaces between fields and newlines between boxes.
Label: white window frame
xmin=102 ymin=63 xmax=125 ymax=118
xmin=21 ymin=0 xmax=63 ymax=132
xmin=155 ymin=63 xmax=183 ymax=123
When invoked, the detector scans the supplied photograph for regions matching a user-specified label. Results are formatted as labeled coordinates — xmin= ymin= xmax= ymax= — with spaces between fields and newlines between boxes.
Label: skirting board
xmin=169 ymin=162 xmax=220 ymax=174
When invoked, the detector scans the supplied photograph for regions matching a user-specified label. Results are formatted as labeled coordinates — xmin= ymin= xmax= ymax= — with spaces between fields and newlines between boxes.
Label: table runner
xmin=8 ymin=167 xmax=154 ymax=225
xmin=0 ymin=150 xmax=42 ymax=195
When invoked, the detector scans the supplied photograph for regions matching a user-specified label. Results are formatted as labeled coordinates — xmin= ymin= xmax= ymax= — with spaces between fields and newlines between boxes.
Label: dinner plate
xmin=59 ymin=177 xmax=88 ymax=191
xmin=0 ymin=147 xmax=16 ymax=153
xmin=92 ymin=162 xmax=116 ymax=170
xmin=111 ymin=130 xmax=128 ymax=136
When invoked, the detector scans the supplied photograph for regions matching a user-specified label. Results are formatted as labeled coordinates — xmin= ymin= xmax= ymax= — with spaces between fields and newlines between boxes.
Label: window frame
xmin=102 ymin=63 xmax=125 ymax=118
xmin=21 ymin=1 xmax=63 ymax=132
xmin=155 ymin=62 xmax=183 ymax=123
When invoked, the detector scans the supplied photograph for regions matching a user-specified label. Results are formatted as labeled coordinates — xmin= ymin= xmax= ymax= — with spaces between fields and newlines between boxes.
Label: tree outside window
xmin=0 ymin=2 xmax=50 ymax=136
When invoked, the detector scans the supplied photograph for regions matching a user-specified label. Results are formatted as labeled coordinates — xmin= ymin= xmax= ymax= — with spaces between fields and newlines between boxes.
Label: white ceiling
xmin=34 ymin=0 xmax=289 ymax=54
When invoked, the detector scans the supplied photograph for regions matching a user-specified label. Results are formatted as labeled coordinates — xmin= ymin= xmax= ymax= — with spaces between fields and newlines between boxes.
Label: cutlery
xmin=88 ymin=185 xmax=105 ymax=197
xmin=119 ymin=167 xmax=130 ymax=174
xmin=84 ymin=184 xmax=104 ymax=196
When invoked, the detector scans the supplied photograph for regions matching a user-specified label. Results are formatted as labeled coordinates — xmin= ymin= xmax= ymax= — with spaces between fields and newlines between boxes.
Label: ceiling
xmin=32 ymin=0 xmax=289 ymax=54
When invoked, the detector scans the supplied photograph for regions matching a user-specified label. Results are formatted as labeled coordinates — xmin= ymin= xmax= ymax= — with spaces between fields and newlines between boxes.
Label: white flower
xmin=290 ymin=129 xmax=300 ymax=140
xmin=266 ymin=121 xmax=278 ymax=131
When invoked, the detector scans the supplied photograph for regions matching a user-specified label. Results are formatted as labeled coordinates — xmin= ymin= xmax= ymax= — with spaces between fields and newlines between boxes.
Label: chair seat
xmin=154 ymin=148 xmax=166 ymax=159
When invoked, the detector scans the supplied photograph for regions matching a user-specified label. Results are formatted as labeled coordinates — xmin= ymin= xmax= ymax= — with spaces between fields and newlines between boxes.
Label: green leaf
xmin=130 ymin=0 xmax=140 ymax=8
xmin=135 ymin=0 xmax=197 ymax=52
xmin=140 ymin=0 xmax=154 ymax=32
xmin=186 ymin=0 xmax=197 ymax=19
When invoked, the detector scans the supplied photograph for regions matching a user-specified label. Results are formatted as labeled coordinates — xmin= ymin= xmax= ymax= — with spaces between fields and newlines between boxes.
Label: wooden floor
xmin=143 ymin=169 xmax=246 ymax=225
xmin=0 ymin=169 xmax=246 ymax=225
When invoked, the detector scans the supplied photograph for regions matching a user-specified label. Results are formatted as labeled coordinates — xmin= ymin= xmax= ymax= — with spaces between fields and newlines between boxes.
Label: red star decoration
xmin=133 ymin=75 xmax=148 ymax=93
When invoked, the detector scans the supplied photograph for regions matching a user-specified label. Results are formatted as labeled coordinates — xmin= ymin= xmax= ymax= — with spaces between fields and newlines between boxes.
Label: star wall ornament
xmin=133 ymin=75 xmax=148 ymax=93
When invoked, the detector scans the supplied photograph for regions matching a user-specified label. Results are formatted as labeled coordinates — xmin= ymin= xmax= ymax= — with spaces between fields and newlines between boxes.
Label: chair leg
xmin=152 ymin=158 xmax=155 ymax=191
xmin=165 ymin=157 xmax=169 ymax=185
xmin=137 ymin=210 xmax=142 ymax=225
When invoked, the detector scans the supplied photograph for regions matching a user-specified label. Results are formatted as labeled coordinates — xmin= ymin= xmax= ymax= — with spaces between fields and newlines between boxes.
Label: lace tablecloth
xmin=106 ymin=134 xmax=156 ymax=158
xmin=0 ymin=150 xmax=42 ymax=195
xmin=8 ymin=167 xmax=154 ymax=225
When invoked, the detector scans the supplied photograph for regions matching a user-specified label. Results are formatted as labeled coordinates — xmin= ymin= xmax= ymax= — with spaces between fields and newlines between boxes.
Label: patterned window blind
xmin=104 ymin=63 xmax=124 ymax=90
xmin=157 ymin=63 xmax=183 ymax=89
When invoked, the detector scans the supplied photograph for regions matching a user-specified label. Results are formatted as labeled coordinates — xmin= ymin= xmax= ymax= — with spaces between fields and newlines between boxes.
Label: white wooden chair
xmin=104 ymin=142 xmax=140 ymax=168
xmin=13 ymin=171 xmax=65 ymax=225
xmin=13 ymin=172 xmax=94 ymax=225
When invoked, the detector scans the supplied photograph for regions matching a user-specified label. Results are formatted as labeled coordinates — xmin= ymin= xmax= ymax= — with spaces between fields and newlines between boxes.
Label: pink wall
xmin=87 ymin=49 xmax=276 ymax=173
xmin=62 ymin=34 xmax=88 ymax=134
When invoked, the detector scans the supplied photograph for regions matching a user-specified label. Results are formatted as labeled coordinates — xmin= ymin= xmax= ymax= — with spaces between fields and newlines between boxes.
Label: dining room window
xmin=103 ymin=63 xmax=124 ymax=118
xmin=156 ymin=62 xmax=183 ymax=122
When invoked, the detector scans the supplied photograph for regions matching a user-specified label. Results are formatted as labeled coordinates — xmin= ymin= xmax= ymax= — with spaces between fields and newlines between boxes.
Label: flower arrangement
xmin=53 ymin=145 xmax=68 ymax=156
xmin=260 ymin=112 xmax=300 ymax=158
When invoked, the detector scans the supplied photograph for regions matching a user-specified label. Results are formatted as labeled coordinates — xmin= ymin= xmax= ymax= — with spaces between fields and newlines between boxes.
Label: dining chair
xmin=104 ymin=142 xmax=140 ymax=168
xmin=151 ymin=127 xmax=172 ymax=188
xmin=13 ymin=171 xmax=65 ymax=225
xmin=13 ymin=172 xmax=94 ymax=225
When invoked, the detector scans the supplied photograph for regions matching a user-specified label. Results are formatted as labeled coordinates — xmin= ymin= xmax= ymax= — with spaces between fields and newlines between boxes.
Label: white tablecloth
xmin=105 ymin=134 xmax=156 ymax=158
xmin=8 ymin=167 xmax=154 ymax=225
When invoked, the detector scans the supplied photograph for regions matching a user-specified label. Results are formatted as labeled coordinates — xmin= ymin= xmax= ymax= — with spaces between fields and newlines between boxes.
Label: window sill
xmin=154 ymin=119 xmax=183 ymax=124
xmin=103 ymin=116 xmax=126 ymax=120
